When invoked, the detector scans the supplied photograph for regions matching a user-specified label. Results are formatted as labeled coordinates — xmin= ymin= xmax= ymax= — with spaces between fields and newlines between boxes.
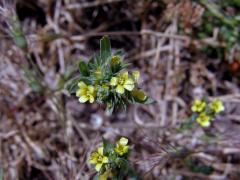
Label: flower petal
xmin=110 ymin=77 xmax=118 ymax=86
xmin=97 ymin=147 xmax=104 ymax=155
xmin=76 ymin=88 xmax=85 ymax=97
xmin=79 ymin=96 xmax=88 ymax=103
xmin=124 ymin=79 xmax=134 ymax=91
xmin=95 ymin=163 xmax=102 ymax=172
xmin=119 ymin=137 xmax=128 ymax=145
xmin=102 ymin=156 xmax=108 ymax=163
xmin=89 ymin=159 xmax=96 ymax=164
xmin=220 ymin=106 xmax=225 ymax=112
xmin=88 ymin=85 xmax=95 ymax=93
xmin=125 ymin=78 xmax=134 ymax=85
xmin=122 ymin=71 xmax=128 ymax=80
xmin=191 ymin=106 xmax=197 ymax=112
xmin=197 ymin=118 xmax=210 ymax=127
xmin=116 ymin=85 xmax=125 ymax=94
xmin=89 ymin=95 xmax=94 ymax=103
xmin=78 ymin=81 xmax=87 ymax=88
xmin=89 ymin=152 xmax=98 ymax=164
xmin=123 ymin=146 xmax=129 ymax=152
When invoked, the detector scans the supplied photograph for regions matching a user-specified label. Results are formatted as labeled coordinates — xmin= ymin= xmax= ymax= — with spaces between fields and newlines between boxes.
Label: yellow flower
xmin=76 ymin=81 xmax=95 ymax=103
xmin=131 ymin=89 xmax=147 ymax=101
xmin=196 ymin=112 xmax=211 ymax=127
xmin=110 ymin=72 xmax=134 ymax=94
xmin=115 ymin=137 xmax=129 ymax=156
xmin=89 ymin=147 xmax=109 ymax=172
xmin=191 ymin=99 xmax=206 ymax=113
xmin=132 ymin=71 xmax=140 ymax=82
xmin=209 ymin=99 xmax=224 ymax=113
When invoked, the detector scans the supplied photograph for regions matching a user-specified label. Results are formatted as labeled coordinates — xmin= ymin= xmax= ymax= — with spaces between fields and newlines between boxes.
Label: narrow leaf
xmin=100 ymin=36 xmax=111 ymax=63
xmin=102 ymin=138 xmax=114 ymax=155
xmin=65 ymin=76 xmax=81 ymax=94
xmin=79 ymin=61 xmax=89 ymax=76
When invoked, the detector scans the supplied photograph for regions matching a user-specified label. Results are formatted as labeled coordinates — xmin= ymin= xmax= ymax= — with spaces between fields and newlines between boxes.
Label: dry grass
xmin=1 ymin=0 xmax=240 ymax=179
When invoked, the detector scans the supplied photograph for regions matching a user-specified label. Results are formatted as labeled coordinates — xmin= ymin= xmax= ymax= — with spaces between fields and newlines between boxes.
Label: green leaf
xmin=13 ymin=34 xmax=28 ymax=52
xmin=114 ymin=158 xmax=130 ymax=179
xmin=114 ymin=49 xmax=124 ymax=57
xmin=186 ymin=158 xmax=214 ymax=175
xmin=65 ymin=76 xmax=81 ymax=94
xmin=79 ymin=61 xmax=89 ymax=76
xmin=106 ymin=102 xmax=114 ymax=115
xmin=111 ymin=63 xmax=122 ymax=74
xmin=23 ymin=69 xmax=42 ymax=92
xmin=95 ymin=55 xmax=102 ymax=66
xmin=11 ymin=16 xmax=28 ymax=52
xmin=65 ymin=75 xmax=95 ymax=94
xmin=88 ymin=57 xmax=95 ymax=69
xmin=127 ymin=168 xmax=139 ymax=180
xmin=103 ymin=138 xmax=114 ymax=156
xmin=117 ymin=158 xmax=129 ymax=170
xmin=57 ymin=75 xmax=65 ymax=89
xmin=100 ymin=36 xmax=111 ymax=63
xmin=178 ymin=117 xmax=195 ymax=131
xmin=88 ymin=56 xmax=100 ymax=71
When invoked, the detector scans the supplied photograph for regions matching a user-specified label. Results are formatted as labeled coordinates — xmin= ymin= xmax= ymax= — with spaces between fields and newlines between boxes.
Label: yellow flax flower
xmin=76 ymin=81 xmax=95 ymax=103
xmin=191 ymin=99 xmax=206 ymax=113
xmin=110 ymin=72 xmax=134 ymax=94
xmin=132 ymin=71 xmax=140 ymax=82
xmin=209 ymin=99 xmax=224 ymax=114
xmin=115 ymin=137 xmax=129 ymax=156
xmin=196 ymin=112 xmax=211 ymax=127
xmin=89 ymin=147 xmax=109 ymax=172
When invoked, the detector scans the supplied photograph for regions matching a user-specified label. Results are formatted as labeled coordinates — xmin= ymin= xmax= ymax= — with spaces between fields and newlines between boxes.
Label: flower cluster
xmin=66 ymin=36 xmax=153 ymax=113
xmin=89 ymin=137 xmax=135 ymax=179
xmin=89 ymin=147 xmax=109 ymax=172
xmin=191 ymin=98 xmax=225 ymax=127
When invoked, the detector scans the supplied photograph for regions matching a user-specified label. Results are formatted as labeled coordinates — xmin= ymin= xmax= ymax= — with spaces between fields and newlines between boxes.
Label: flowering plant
xmin=66 ymin=36 xmax=153 ymax=113
xmin=89 ymin=137 xmax=136 ymax=179
xmin=191 ymin=98 xmax=225 ymax=127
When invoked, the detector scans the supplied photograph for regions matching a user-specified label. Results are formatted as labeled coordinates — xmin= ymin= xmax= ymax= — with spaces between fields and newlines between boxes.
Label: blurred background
xmin=0 ymin=0 xmax=240 ymax=179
